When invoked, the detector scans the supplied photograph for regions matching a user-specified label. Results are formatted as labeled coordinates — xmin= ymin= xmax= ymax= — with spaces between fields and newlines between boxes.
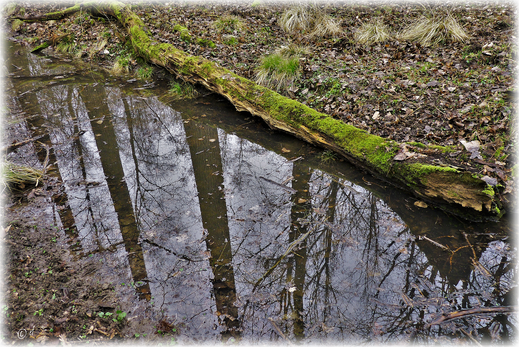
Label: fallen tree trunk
xmin=15 ymin=1 xmax=503 ymax=221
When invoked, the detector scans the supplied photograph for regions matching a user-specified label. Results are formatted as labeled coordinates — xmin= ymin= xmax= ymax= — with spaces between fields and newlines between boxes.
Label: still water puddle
xmin=5 ymin=42 xmax=515 ymax=343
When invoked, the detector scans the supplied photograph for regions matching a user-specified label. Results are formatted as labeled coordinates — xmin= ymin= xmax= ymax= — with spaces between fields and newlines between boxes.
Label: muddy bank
xmin=3 ymin=186 xmax=178 ymax=344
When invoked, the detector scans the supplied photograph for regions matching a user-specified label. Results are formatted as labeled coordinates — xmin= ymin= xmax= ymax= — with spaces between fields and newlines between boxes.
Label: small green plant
xmin=196 ymin=38 xmax=216 ymax=48
xmin=319 ymin=150 xmax=338 ymax=163
xmin=33 ymin=308 xmax=43 ymax=316
xmin=255 ymin=44 xmax=308 ymax=92
xmin=136 ymin=66 xmax=153 ymax=79
xmin=214 ymin=15 xmax=244 ymax=33
xmin=222 ymin=35 xmax=238 ymax=46
xmin=324 ymin=80 xmax=342 ymax=98
xmin=113 ymin=310 xmax=127 ymax=323
xmin=462 ymin=50 xmax=481 ymax=64
xmin=168 ymin=81 xmax=198 ymax=100
xmin=97 ymin=312 xmax=113 ymax=318
xmin=354 ymin=18 xmax=391 ymax=44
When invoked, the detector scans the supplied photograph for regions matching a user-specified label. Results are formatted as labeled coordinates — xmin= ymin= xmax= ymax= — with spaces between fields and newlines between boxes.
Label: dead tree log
xmin=14 ymin=1 xmax=503 ymax=221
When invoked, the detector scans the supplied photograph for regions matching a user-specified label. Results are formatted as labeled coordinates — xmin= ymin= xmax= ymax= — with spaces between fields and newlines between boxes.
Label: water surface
xmin=4 ymin=42 xmax=515 ymax=344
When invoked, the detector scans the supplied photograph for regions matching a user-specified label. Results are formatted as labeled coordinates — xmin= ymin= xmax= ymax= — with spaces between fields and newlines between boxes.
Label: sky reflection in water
xmin=5 ymin=42 xmax=515 ymax=344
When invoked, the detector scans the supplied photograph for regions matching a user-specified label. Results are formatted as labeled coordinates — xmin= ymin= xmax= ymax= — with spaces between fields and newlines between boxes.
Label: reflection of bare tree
xmin=282 ymin=162 xmax=312 ymax=341
xmin=183 ymin=118 xmax=241 ymax=341
xmin=304 ymin=175 xmax=338 ymax=333
xmin=63 ymin=85 xmax=106 ymax=254
xmin=80 ymin=84 xmax=151 ymax=300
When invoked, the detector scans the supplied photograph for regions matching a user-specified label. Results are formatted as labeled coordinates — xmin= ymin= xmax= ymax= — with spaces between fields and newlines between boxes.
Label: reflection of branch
xmin=3 ymin=135 xmax=45 ymax=154
xmin=140 ymin=97 xmax=177 ymax=140
xmin=268 ymin=318 xmax=294 ymax=345
xmin=462 ymin=232 xmax=492 ymax=279
xmin=140 ymin=238 xmax=203 ymax=262
xmin=259 ymin=176 xmax=297 ymax=193
xmin=253 ymin=223 xmax=317 ymax=291
xmin=463 ymin=232 xmax=478 ymax=258
xmin=429 ymin=306 xmax=514 ymax=326
xmin=460 ymin=328 xmax=483 ymax=347
xmin=417 ymin=235 xmax=450 ymax=251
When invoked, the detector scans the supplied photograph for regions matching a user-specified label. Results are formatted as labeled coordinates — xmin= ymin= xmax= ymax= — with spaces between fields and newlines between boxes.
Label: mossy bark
xmin=15 ymin=1 xmax=502 ymax=221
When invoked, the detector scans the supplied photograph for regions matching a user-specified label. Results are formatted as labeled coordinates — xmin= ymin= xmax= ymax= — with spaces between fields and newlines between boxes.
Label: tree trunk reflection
xmin=80 ymin=84 xmax=151 ymax=300
xmin=183 ymin=117 xmax=241 ymax=341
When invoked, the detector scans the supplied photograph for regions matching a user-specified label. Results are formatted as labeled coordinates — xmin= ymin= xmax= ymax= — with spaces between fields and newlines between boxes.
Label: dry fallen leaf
xmin=414 ymin=201 xmax=428 ymax=208
xmin=460 ymin=139 xmax=483 ymax=159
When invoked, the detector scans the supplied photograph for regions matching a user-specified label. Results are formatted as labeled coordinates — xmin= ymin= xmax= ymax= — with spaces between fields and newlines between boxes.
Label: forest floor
xmin=2 ymin=0 xmax=517 ymax=343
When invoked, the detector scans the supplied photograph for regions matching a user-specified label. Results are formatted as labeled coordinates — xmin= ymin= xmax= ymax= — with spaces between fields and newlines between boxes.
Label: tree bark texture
xmin=17 ymin=1 xmax=503 ymax=221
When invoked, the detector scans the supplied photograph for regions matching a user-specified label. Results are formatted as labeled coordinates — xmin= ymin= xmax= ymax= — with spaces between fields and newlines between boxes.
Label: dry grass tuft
xmin=354 ymin=18 xmax=391 ymax=44
xmin=399 ymin=14 xmax=469 ymax=46
xmin=3 ymin=162 xmax=44 ymax=190
xmin=214 ymin=14 xmax=245 ymax=33
xmin=279 ymin=5 xmax=341 ymax=39
xmin=278 ymin=6 xmax=312 ymax=34
xmin=88 ymin=39 xmax=107 ymax=58
xmin=274 ymin=43 xmax=311 ymax=58
xmin=308 ymin=12 xmax=342 ymax=38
